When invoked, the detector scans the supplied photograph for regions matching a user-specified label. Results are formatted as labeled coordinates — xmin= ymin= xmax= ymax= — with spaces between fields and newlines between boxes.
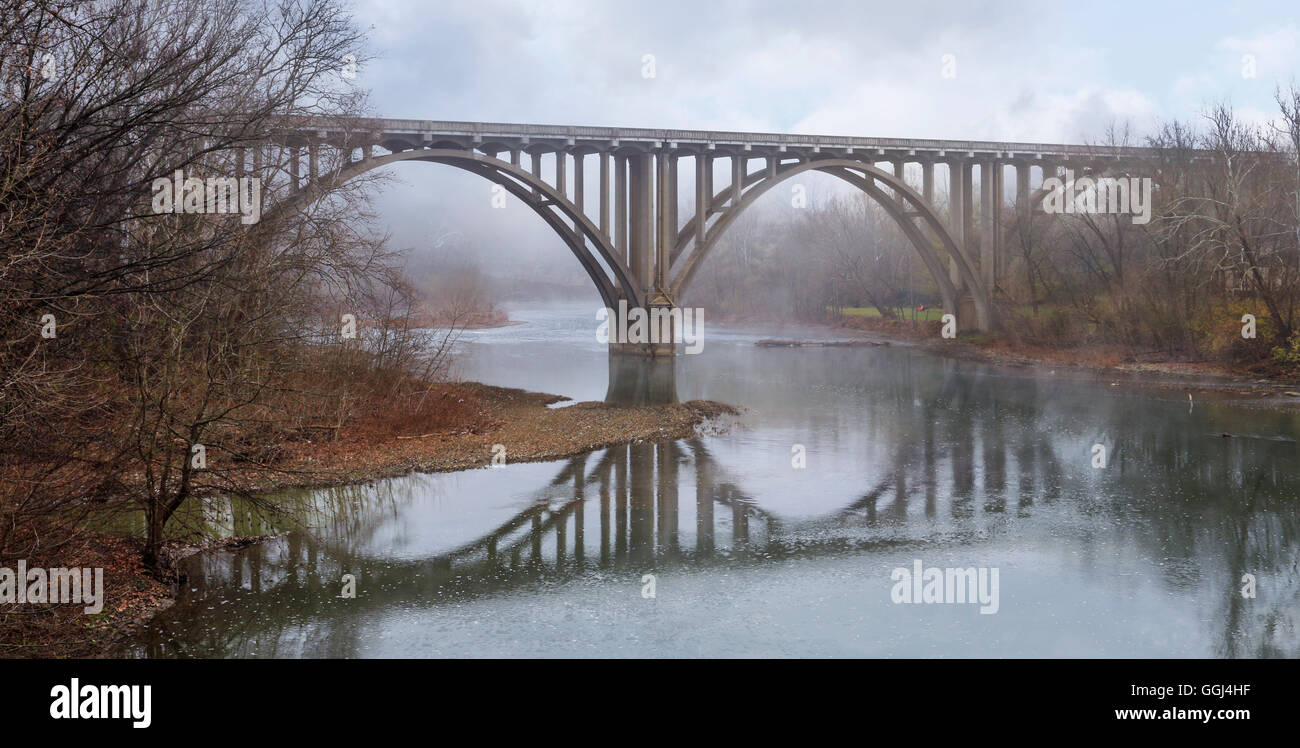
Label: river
xmin=133 ymin=302 xmax=1300 ymax=657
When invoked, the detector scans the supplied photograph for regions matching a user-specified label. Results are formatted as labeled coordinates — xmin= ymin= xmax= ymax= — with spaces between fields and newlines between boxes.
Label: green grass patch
xmin=835 ymin=306 xmax=946 ymax=321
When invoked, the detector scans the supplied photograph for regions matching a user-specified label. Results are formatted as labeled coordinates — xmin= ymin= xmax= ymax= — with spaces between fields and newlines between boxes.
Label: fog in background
xmin=356 ymin=0 xmax=1300 ymax=305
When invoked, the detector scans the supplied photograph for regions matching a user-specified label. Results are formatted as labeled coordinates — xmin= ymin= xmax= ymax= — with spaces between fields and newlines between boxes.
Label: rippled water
xmin=134 ymin=302 xmax=1300 ymax=657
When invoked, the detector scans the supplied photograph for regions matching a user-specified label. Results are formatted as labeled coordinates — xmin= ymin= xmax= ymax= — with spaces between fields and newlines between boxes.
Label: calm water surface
xmin=134 ymin=302 xmax=1300 ymax=657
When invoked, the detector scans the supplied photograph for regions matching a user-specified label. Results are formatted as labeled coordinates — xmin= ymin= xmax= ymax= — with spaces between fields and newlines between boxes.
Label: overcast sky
xmin=355 ymin=0 xmax=1297 ymax=139
xmin=350 ymin=0 xmax=1300 ymax=285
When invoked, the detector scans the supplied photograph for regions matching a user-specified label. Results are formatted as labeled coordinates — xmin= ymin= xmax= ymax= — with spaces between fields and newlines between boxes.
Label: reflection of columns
xmin=892 ymin=453 xmax=908 ymax=521
xmin=694 ymin=445 xmax=714 ymax=555
xmin=629 ymin=442 xmax=654 ymax=564
xmin=599 ymin=458 xmax=611 ymax=566
xmin=953 ymin=429 xmax=975 ymax=497
xmin=573 ymin=458 xmax=585 ymax=567
xmin=983 ymin=424 xmax=1006 ymax=504
xmin=1016 ymin=436 xmax=1036 ymax=508
xmin=531 ymin=514 xmax=542 ymax=561
xmin=924 ymin=413 xmax=937 ymax=518
xmin=615 ymin=444 xmax=628 ymax=560
xmin=732 ymin=492 xmax=749 ymax=546
xmin=656 ymin=442 xmax=679 ymax=555
xmin=556 ymin=505 xmax=566 ymax=566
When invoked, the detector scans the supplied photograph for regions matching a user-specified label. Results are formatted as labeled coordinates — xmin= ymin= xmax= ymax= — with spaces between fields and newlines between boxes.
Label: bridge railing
xmin=280 ymin=116 xmax=1177 ymax=159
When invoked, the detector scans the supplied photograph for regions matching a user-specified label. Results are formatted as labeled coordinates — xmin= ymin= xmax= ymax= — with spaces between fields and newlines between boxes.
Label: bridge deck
xmin=289 ymin=116 xmax=1166 ymax=160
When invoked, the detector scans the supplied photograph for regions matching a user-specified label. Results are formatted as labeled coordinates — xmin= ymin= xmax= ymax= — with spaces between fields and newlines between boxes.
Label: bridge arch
xmin=669 ymin=157 xmax=993 ymax=331
xmin=269 ymin=148 xmax=644 ymax=310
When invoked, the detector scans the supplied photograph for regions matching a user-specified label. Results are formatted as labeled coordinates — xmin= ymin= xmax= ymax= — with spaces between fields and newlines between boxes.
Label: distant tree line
xmin=686 ymin=93 xmax=1300 ymax=374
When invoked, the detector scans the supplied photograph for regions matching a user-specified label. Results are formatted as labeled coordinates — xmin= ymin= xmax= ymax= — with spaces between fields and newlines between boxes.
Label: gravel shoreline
xmin=245 ymin=382 xmax=740 ymax=493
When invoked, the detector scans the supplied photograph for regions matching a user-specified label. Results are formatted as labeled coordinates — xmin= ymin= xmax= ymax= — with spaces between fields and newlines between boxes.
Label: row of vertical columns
xmin=615 ymin=155 xmax=628 ymax=259
xmin=571 ymin=153 xmax=583 ymax=233
xmin=731 ymin=155 xmax=743 ymax=206
xmin=599 ymin=152 xmax=610 ymax=236
xmin=556 ymin=152 xmax=566 ymax=198
xmin=695 ymin=155 xmax=708 ymax=248
xmin=654 ymin=153 xmax=673 ymax=291
xmin=961 ymin=161 xmax=975 ymax=263
xmin=948 ymin=161 xmax=967 ymax=291
xmin=990 ymin=163 xmax=1003 ymax=291
xmin=628 ymin=153 xmax=653 ymax=298
xmin=1016 ymin=163 xmax=1029 ymax=213
xmin=980 ymin=161 xmax=995 ymax=291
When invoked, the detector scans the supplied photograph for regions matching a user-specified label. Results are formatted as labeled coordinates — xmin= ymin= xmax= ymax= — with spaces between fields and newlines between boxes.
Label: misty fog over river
xmin=135 ymin=302 xmax=1300 ymax=657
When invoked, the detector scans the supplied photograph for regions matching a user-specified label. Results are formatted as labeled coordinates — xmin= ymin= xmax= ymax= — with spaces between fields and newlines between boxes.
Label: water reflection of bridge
xmin=140 ymin=356 xmax=1300 ymax=658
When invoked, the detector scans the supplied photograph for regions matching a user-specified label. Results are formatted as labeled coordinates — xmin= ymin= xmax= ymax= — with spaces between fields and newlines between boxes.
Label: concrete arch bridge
xmin=259 ymin=117 xmax=1168 ymax=353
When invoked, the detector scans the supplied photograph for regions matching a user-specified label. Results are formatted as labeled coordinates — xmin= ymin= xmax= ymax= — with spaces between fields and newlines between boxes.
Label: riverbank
xmin=817 ymin=314 xmax=1300 ymax=400
xmin=245 ymin=382 xmax=738 ymax=492
xmin=0 ymin=383 xmax=738 ymax=658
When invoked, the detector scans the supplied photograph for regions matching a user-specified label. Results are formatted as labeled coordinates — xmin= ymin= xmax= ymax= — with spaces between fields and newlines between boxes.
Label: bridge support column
xmin=572 ymin=152 xmax=584 ymax=232
xmin=628 ymin=152 xmax=653 ymax=298
xmin=947 ymin=160 xmax=966 ymax=293
xmin=695 ymin=155 xmax=708 ymax=247
xmin=656 ymin=152 xmax=675 ymax=290
xmin=1016 ymin=162 xmax=1029 ymax=210
xmin=991 ymin=161 xmax=1003 ymax=292
xmin=961 ymin=161 xmax=975 ymax=269
xmin=615 ymin=155 xmax=627 ymax=258
xmin=599 ymin=152 xmax=610 ymax=237
xmin=980 ymin=160 xmax=995 ymax=292
xmin=922 ymin=161 xmax=934 ymax=205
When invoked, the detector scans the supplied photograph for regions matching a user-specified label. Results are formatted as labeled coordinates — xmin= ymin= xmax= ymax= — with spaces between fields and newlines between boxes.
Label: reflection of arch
xmin=670 ymin=158 xmax=992 ymax=331
xmin=272 ymin=149 xmax=643 ymax=310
